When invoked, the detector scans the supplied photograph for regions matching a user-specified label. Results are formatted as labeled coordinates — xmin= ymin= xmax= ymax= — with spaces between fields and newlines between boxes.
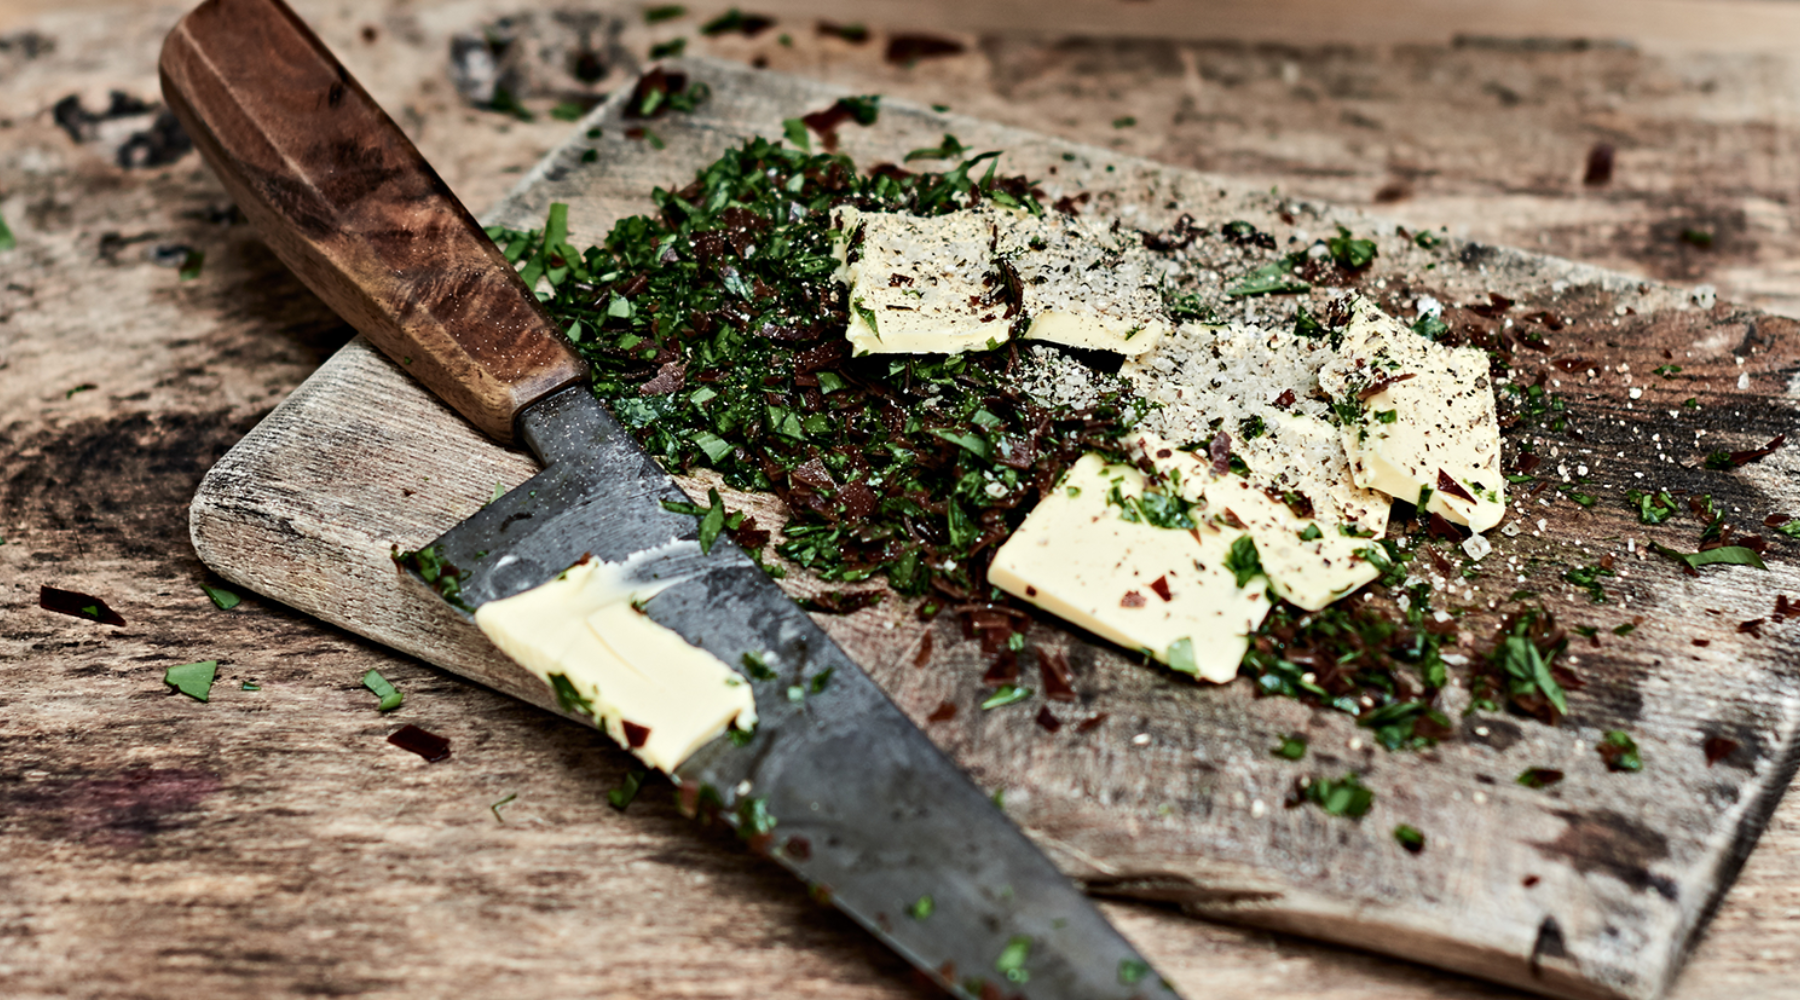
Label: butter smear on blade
xmin=474 ymin=556 xmax=757 ymax=772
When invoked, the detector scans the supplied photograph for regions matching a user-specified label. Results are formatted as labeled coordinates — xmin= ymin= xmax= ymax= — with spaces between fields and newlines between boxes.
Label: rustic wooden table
xmin=4 ymin=2 xmax=1800 ymax=998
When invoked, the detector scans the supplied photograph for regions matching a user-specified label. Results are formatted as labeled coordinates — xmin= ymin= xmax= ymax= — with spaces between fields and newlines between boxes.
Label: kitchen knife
xmin=159 ymin=1 xmax=1177 ymax=997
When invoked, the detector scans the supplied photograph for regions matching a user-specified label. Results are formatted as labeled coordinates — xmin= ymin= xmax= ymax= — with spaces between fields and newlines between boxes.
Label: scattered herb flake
xmin=178 ymin=249 xmax=205 ymax=280
xmin=994 ymin=935 xmax=1032 ymax=984
xmin=1273 ymin=734 xmax=1308 ymax=760
xmin=549 ymin=672 xmax=596 ymax=716
xmin=1393 ymin=824 xmax=1426 ymax=853
xmin=491 ymin=792 xmax=517 ymax=823
xmin=1111 ymin=116 xmax=1136 ymax=128
xmin=201 ymin=583 xmax=241 ymax=610
xmin=981 ymin=684 xmax=1033 ymax=710
xmin=362 ymin=669 xmax=404 ymax=712
xmin=1118 ymin=958 xmax=1150 ymax=985
xmin=649 ymin=37 xmax=687 ymax=59
xmin=644 ymin=4 xmax=686 ymax=22
xmin=609 ymin=766 xmax=649 ymax=810
xmin=0 ymin=207 xmax=13 ymax=251
xmin=1325 ymin=226 xmax=1377 ymax=270
xmin=1224 ymin=535 xmax=1264 ymax=588
xmin=1165 ymin=637 xmax=1199 ymax=676
xmin=1597 ymin=730 xmax=1643 ymax=772
xmin=908 ymin=894 xmax=935 ymax=920
xmin=1302 ymin=773 xmax=1374 ymax=818
xmin=1650 ymin=542 xmax=1767 ymax=573
xmin=240 ymin=681 xmax=260 ymax=691
xmin=1516 ymin=767 xmax=1564 ymax=789
xmin=164 ymin=660 xmax=218 ymax=702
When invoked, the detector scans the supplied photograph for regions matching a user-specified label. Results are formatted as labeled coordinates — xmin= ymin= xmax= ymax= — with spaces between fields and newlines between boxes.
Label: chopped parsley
xmin=609 ymin=767 xmax=649 ymax=810
xmin=0 ymin=207 xmax=13 ymax=251
xmin=908 ymin=894 xmax=935 ymax=920
xmin=734 ymin=795 xmax=778 ymax=838
xmin=164 ymin=660 xmax=218 ymax=702
xmin=1118 ymin=958 xmax=1151 ymax=985
xmin=1393 ymin=824 xmax=1426 ymax=853
xmin=1224 ymin=535 xmax=1264 ymax=588
xmin=1325 ymin=226 xmax=1377 ymax=270
xmin=981 ymin=684 xmax=1033 ymax=709
xmin=1516 ymin=767 xmax=1563 ymax=789
xmin=994 ymin=935 xmax=1032 ymax=984
xmin=1273 ymin=734 xmax=1308 ymax=760
xmin=1597 ymin=730 xmax=1642 ymax=772
xmin=1626 ymin=489 xmax=1678 ymax=524
xmin=662 ymin=487 xmax=743 ymax=554
xmin=1563 ymin=563 xmax=1615 ymax=603
xmin=201 ymin=583 xmax=240 ymax=610
xmin=1225 ymin=254 xmax=1309 ymax=297
xmin=1650 ymin=542 xmax=1768 ymax=573
xmin=1301 ymin=773 xmax=1374 ymax=818
xmin=644 ymin=4 xmax=686 ymax=22
xmin=549 ymin=672 xmax=596 ymax=716
xmin=362 ymin=669 xmax=404 ymax=712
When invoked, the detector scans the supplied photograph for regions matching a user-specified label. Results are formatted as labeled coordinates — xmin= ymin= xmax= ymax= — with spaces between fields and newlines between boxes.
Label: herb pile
xmin=490 ymin=136 xmax=1144 ymax=602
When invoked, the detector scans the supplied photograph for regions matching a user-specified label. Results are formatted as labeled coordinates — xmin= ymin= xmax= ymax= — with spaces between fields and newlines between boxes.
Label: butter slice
xmin=1319 ymin=298 xmax=1505 ymax=532
xmin=1118 ymin=432 xmax=1381 ymax=612
xmin=997 ymin=211 xmax=1169 ymax=355
xmin=474 ymin=558 xmax=757 ymax=772
xmin=989 ymin=453 xmax=1269 ymax=683
xmin=833 ymin=207 xmax=1014 ymax=356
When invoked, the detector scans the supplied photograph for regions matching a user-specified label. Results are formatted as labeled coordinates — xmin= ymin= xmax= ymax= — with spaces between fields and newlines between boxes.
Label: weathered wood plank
xmin=189 ymin=58 xmax=1800 ymax=1000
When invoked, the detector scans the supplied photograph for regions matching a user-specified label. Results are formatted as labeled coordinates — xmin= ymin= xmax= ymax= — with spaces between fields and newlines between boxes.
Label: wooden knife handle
xmin=159 ymin=0 xmax=585 ymax=444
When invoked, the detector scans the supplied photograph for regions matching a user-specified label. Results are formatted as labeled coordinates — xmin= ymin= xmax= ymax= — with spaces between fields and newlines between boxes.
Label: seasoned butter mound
xmin=1319 ymin=298 xmax=1505 ymax=532
xmin=831 ymin=206 xmax=1169 ymax=356
xmin=1121 ymin=320 xmax=1390 ymax=536
xmin=474 ymin=557 xmax=757 ymax=773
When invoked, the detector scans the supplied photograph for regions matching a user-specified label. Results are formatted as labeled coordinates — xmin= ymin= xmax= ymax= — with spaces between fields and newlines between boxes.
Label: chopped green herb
xmin=550 ymin=101 xmax=588 ymax=121
xmin=908 ymin=894 xmax=935 ymax=920
xmin=808 ymin=667 xmax=834 ymax=694
xmin=1118 ymin=958 xmax=1150 ymax=985
xmin=1411 ymin=313 xmax=1450 ymax=341
xmin=65 ymin=383 xmax=97 ymax=399
xmin=1273 ymin=734 xmax=1308 ymax=760
xmin=734 ymin=794 xmax=777 ymax=838
xmin=1302 ymin=773 xmax=1374 ymax=818
xmin=1490 ymin=611 xmax=1568 ymax=717
xmin=1612 ymin=622 xmax=1637 ymax=636
xmin=644 ymin=4 xmax=687 ymax=22
xmin=1393 ymin=823 xmax=1426 ymax=853
xmin=490 ymin=793 xmax=517 ymax=823
xmin=178 ymin=249 xmax=205 ymax=280
xmin=549 ymin=672 xmax=596 ymax=716
xmin=240 ymin=681 xmax=260 ymax=691
xmin=1516 ymin=767 xmax=1563 ymax=789
xmin=1225 ymin=254 xmax=1309 ymax=297
xmin=1563 ymin=563 xmax=1616 ymax=603
xmin=1682 ymin=397 xmax=1702 ymax=410
xmin=1166 ymin=637 xmax=1198 ymax=676
xmin=1653 ymin=364 xmax=1682 ymax=378
xmin=1413 ymin=230 xmax=1440 ymax=249
xmin=201 ymin=584 xmax=240 ymax=610
xmin=1111 ymin=116 xmax=1136 ymax=128
xmin=1626 ymin=489 xmax=1678 ymax=525
xmin=610 ymin=766 xmax=649 ymax=810
xmin=164 ymin=660 xmax=218 ymax=702
xmin=362 ymin=669 xmax=404 ymax=712
xmin=782 ymin=117 xmax=810 ymax=152
xmin=1777 ymin=521 xmax=1800 ymax=540
xmin=741 ymin=651 xmax=778 ymax=681
xmin=1650 ymin=542 xmax=1767 ymax=572
xmin=981 ymin=684 xmax=1033 ymax=709
xmin=904 ymin=133 xmax=970 ymax=162
xmin=0 ymin=207 xmax=13 ymax=251
xmin=1297 ymin=523 xmax=1323 ymax=542
xmin=1597 ymin=730 xmax=1643 ymax=772
xmin=1325 ymin=226 xmax=1377 ymax=270
xmin=994 ymin=935 xmax=1032 ymax=984
xmin=1704 ymin=450 xmax=1737 ymax=471
xmin=1375 ymin=409 xmax=1397 ymax=424
xmin=1224 ymin=535 xmax=1264 ymax=588
xmin=649 ymin=37 xmax=687 ymax=59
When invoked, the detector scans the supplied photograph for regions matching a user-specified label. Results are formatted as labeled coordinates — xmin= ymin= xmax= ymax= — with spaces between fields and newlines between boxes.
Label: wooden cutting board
xmin=189 ymin=58 xmax=1800 ymax=1000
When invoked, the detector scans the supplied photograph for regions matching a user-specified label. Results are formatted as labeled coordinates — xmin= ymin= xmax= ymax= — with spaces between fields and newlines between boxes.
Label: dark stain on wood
xmin=2 ymin=768 xmax=220 ymax=848
xmin=1535 ymin=809 xmax=1677 ymax=900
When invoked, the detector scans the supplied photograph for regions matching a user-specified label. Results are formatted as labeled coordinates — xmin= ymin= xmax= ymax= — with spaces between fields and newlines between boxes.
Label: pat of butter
xmin=1320 ymin=298 xmax=1505 ymax=533
xmin=474 ymin=557 xmax=757 ymax=772
xmin=999 ymin=211 xmax=1169 ymax=355
xmin=1119 ymin=432 xmax=1381 ymax=612
xmin=989 ymin=452 xmax=1269 ymax=683
xmin=833 ymin=207 xmax=1015 ymax=356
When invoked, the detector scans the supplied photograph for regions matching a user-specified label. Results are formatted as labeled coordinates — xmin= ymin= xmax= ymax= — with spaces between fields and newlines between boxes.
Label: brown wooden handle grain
xmin=159 ymin=0 xmax=585 ymax=444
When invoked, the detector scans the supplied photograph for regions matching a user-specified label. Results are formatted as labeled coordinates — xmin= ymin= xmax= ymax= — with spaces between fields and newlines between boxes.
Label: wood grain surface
xmin=7 ymin=3 xmax=1800 ymax=1000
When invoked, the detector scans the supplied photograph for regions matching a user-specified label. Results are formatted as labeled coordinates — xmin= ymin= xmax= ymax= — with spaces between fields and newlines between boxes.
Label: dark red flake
xmin=1120 ymin=591 xmax=1147 ymax=608
xmin=913 ymin=631 xmax=935 ymax=668
xmin=1466 ymin=292 xmax=1514 ymax=318
xmin=1148 ymin=575 xmax=1174 ymax=602
xmin=39 ymin=586 xmax=126 ymax=626
xmin=983 ymin=652 xmax=1020 ymax=688
xmin=1053 ymin=192 xmax=1091 ymax=216
xmin=1436 ymin=469 xmax=1477 ymax=503
xmin=1692 ymin=639 xmax=1711 ymax=647
xmin=1739 ymin=619 xmax=1766 ymax=638
xmin=1035 ymin=706 xmax=1063 ymax=733
xmin=1704 ymin=736 xmax=1740 ymax=766
xmin=1357 ymin=372 xmax=1417 ymax=401
xmin=1209 ymin=430 xmax=1232 ymax=475
xmin=799 ymin=99 xmax=872 ymax=153
xmin=884 ymin=33 xmax=965 ymax=64
xmin=1765 ymin=514 xmax=1791 ymax=528
xmin=1273 ymin=388 xmax=1297 ymax=409
xmin=1727 ymin=434 xmax=1786 ymax=467
xmin=1036 ymin=647 xmax=1077 ymax=702
xmin=622 ymin=721 xmax=651 ymax=748
xmin=638 ymin=359 xmax=686 ymax=395
xmin=1777 ymin=595 xmax=1793 ymax=621
xmin=927 ymin=700 xmax=957 ymax=723
xmin=387 ymin=724 xmax=451 ymax=762
xmin=1426 ymin=513 xmax=1467 ymax=542
xmin=1075 ymin=712 xmax=1108 ymax=734
xmin=1583 ymin=143 xmax=1615 ymax=186
xmin=783 ymin=835 xmax=812 ymax=861
xmin=1522 ymin=875 xmax=1541 ymax=888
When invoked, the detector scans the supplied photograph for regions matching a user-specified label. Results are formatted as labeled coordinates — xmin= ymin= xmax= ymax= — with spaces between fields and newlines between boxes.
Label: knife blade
xmin=159 ymin=1 xmax=1177 ymax=996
